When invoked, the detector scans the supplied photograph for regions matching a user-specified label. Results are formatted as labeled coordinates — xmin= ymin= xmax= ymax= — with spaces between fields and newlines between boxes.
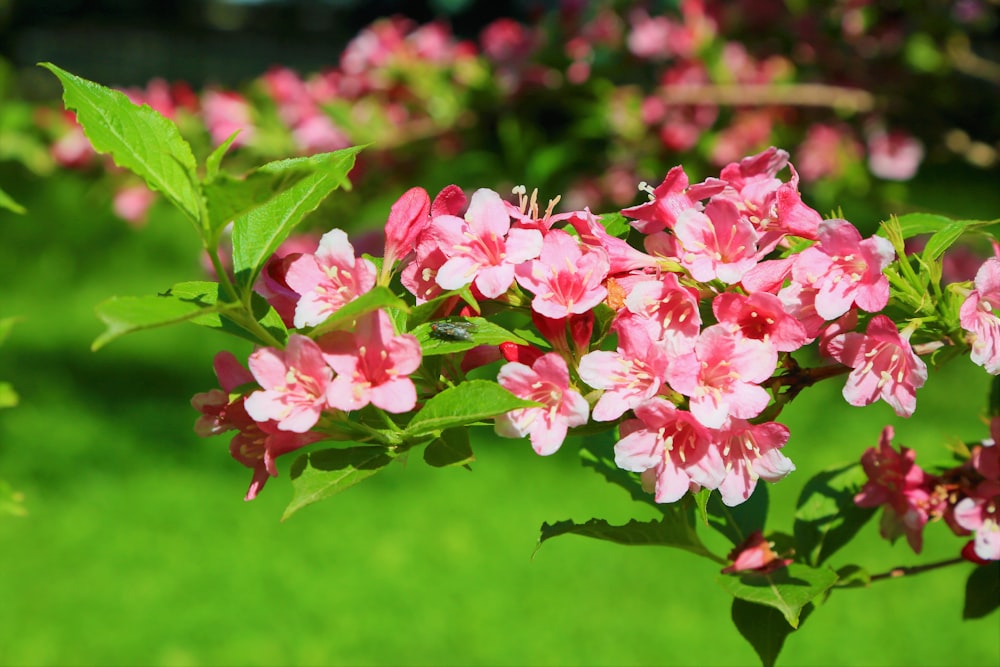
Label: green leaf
xmin=308 ymin=286 xmax=409 ymax=338
xmin=92 ymin=281 xmax=287 ymax=350
xmin=923 ymin=219 xmax=995 ymax=262
xmin=283 ymin=445 xmax=395 ymax=520
xmin=717 ymin=563 xmax=837 ymax=628
xmin=168 ymin=281 xmax=288 ymax=347
xmin=706 ymin=485 xmax=769 ymax=546
xmin=39 ymin=63 xmax=202 ymax=224
xmin=0 ymin=185 xmax=25 ymax=214
xmin=963 ymin=561 xmax=999 ymax=620
xmin=204 ymin=162 xmax=316 ymax=242
xmin=230 ymin=146 xmax=363 ymax=290
xmin=404 ymin=380 xmax=538 ymax=437
xmin=731 ymin=598 xmax=813 ymax=667
xmin=423 ymin=428 xmax=475 ymax=467
xmin=831 ymin=564 xmax=870 ymax=589
xmin=537 ymin=510 xmax=717 ymax=560
xmin=883 ymin=212 xmax=953 ymax=238
xmin=204 ymin=130 xmax=240 ymax=182
xmin=793 ymin=462 xmax=875 ymax=566
xmin=412 ymin=316 xmax=529 ymax=356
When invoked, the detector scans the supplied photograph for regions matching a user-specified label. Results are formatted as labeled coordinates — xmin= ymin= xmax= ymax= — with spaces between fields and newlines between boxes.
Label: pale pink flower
xmin=960 ymin=257 xmax=1000 ymax=374
xmin=867 ymin=128 xmax=924 ymax=181
xmin=285 ymin=229 xmax=377 ymax=329
xmin=825 ymin=315 xmax=927 ymax=417
xmin=244 ymin=334 xmax=333 ymax=433
xmin=712 ymin=291 xmax=808 ymax=354
xmin=202 ymin=89 xmax=255 ymax=147
xmin=613 ymin=398 xmax=712 ymax=503
xmin=953 ymin=440 xmax=1000 ymax=561
xmin=854 ymin=426 xmax=940 ymax=553
xmin=432 ymin=188 xmax=543 ymax=298
xmin=112 ymin=184 xmax=157 ymax=227
xmin=321 ymin=309 xmax=422 ymax=414
xmin=666 ymin=324 xmax=774 ymax=429
xmin=495 ymin=353 xmax=589 ymax=456
xmin=578 ymin=317 xmax=669 ymax=421
xmin=623 ymin=273 xmax=702 ymax=355
xmin=792 ymin=219 xmax=895 ymax=321
xmin=713 ymin=419 xmax=794 ymax=507
xmin=567 ymin=209 xmax=659 ymax=274
xmin=674 ymin=198 xmax=759 ymax=284
xmin=514 ymin=229 xmax=610 ymax=319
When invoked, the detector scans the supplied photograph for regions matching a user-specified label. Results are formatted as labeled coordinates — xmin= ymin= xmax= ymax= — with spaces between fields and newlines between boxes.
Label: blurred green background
xmin=2 ymin=0 xmax=1000 ymax=665
xmin=1 ymin=153 xmax=999 ymax=667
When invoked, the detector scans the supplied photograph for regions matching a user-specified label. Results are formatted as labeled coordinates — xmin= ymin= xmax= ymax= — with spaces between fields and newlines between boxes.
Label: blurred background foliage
xmin=1 ymin=1 xmax=999 ymax=665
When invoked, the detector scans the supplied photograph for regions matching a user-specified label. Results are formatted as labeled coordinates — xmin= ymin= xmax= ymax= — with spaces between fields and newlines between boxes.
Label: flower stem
xmin=869 ymin=557 xmax=967 ymax=583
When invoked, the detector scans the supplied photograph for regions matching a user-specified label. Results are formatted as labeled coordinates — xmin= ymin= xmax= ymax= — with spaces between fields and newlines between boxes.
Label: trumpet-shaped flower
xmin=666 ymin=324 xmax=774 ymax=429
xmin=321 ymin=309 xmax=422 ymax=413
xmin=792 ymin=219 xmax=895 ymax=321
xmin=613 ymin=398 xmax=712 ymax=503
xmin=578 ymin=318 xmax=669 ymax=421
xmin=713 ymin=419 xmax=794 ymax=507
xmin=286 ymin=229 xmax=377 ymax=328
xmin=514 ymin=229 xmax=610 ymax=319
xmin=960 ymin=257 xmax=1000 ymax=374
xmin=825 ymin=315 xmax=927 ymax=417
xmin=674 ymin=198 xmax=759 ymax=284
xmin=191 ymin=350 xmax=256 ymax=437
xmin=623 ymin=273 xmax=701 ymax=355
xmin=495 ymin=353 xmax=589 ymax=455
xmin=244 ymin=334 xmax=334 ymax=433
xmin=433 ymin=188 xmax=543 ymax=298
xmin=712 ymin=291 xmax=808 ymax=354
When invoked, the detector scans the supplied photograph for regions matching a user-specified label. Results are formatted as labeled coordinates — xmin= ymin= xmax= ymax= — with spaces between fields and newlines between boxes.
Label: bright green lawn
xmin=0 ymin=166 xmax=998 ymax=666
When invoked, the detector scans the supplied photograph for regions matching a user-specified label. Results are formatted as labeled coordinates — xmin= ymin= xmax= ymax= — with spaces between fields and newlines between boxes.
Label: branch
xmin=658 ymin=84 xmax=876 ymax=113
xmin=869 ymin=557 xmax=966 ymax=583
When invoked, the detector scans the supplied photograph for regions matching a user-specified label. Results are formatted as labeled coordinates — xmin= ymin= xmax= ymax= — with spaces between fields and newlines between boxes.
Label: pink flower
xmin=613 ymin=398 xmax=712 ymax=503
xmin=432 ymin=188 xmax=543 ymax=298
xmin=244 ymin=334 xmax=333 ymax=433
xmin=620 ymin=166 xmax=725 ymax=234
xmin=712 ymin=291 xmax=808 ymax=353
xmin=867 ymin=128 xmax=924 ymax=181
xmin=825 ymin=315 xmax=927 ymax=417
xmin=674 ymin=198 xmax=759 ymax=284
xmin=285 ymin=229 xmax=377 ymax=329
xmin=226 ymin=400 xmax=323 ymax=501
xmin=321 ymin=309 xmax=422 ymax=413
xmin=191 ymin=351 xmax=256 ymax=437
xmin=382 ymin=186 xmax=431 ymax=272
xmin=112 ymin=184 xmax=157 ymax=226
xmin=578 ymin=318 xmax=669 ymax=421
xmin=954 ymin=495 xmax=1000 ymax=561
xmin=960 ymin=257 xmax=1000 ymax=374
xmin=713 ymin=419 xmax=794 ymax=507
xmin=202 ymin=89 xmax=255 ymax=147
xmin=721 ymin=530 xmax=793 ymax=574
xmin=514 ymin=229 xmax=610 ymax=319
xmin=854 ymin=426 xmax=939 ymax=553
xmin=666 ymin=324 xmax=774 ymax=429
xmin=495 ymin=353 xmax=589 ymax=455
xmin=622 ymin=273 xmax=702 ymax=355
xmin=792 ymin=219 xmax=895 ymax=321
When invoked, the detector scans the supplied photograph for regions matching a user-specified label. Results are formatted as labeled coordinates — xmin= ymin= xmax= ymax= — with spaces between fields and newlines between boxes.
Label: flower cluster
xmin=187 ymin=146 xmax=1000 ymax=514
xmin=855 ymin=423 xmax=1000 ymax=562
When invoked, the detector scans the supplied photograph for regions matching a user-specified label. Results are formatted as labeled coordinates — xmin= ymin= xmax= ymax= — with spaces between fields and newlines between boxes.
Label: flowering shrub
xmin=9 ymin=0 xmax=997 ymax=232
xmin=42 ymin=61 xmax=999 ymax=666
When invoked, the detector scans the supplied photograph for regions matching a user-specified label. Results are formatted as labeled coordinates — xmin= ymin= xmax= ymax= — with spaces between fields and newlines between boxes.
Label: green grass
xmin=0 ymin=166 xmax=997 ymax=666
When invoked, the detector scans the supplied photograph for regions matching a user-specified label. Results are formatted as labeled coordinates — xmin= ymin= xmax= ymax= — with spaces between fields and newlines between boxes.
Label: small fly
xmin=429 ymin=320 xmax=476 ymax=342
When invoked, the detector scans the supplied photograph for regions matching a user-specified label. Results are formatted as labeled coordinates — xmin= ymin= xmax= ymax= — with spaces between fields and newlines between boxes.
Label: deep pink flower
xmin=244 ymin=334 xmax=334 ymax=433
xmin=623 ymin=273 xmax=702 ymax=356
xmin=613 ymin=398 xmax=712 ymax=503
xmin=285 ymin=229 xmax=377 ymax=329
xmin=674 ymin=198 xmax=759 ymax=284
xmin=495 ymin=353 xmax=589 ymax=456
xmin=432 ymin=188 xmax=543 ymax=298
xmin=382 ymin=187 xmax=431 ymax=273
xmin=514 ymin=229 xmax=610 ymax=319
xmin=191 ymin=351 xmax=256 ymax=437
xmin=321 ymin=309 xmax=422 ymax=413
xmin=567 ymin=209 xmax=658 ymax=275
xmin=792 ymin=219 xmax=895 ymax=321
xmin=960 ymin=257 xmax=1000 ymax=374
xmin=578 ymin=318 xmax=669 ymax=421
xmin=825 ymin=315 xmax=927 ymax=417
xmin=712 ymin=291 xmax=808 ymax=353
xmin=255 ymin=233 xmax=320 ymax=328
xmin=854 ymin=426 xmax=939 ymax=553
xmin=666 ymin=324 xmax=774 ymax=429
xmin=621 ymin=165 xmax=725 ymax=234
